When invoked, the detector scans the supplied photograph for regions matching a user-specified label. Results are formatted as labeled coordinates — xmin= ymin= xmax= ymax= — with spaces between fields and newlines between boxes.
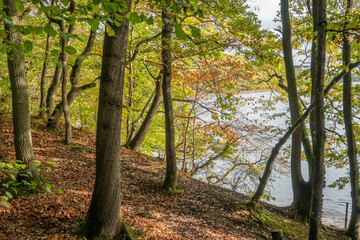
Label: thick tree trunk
xmin=39 ymin=32 xmax=51 ymax=118
xmin=342 ymin=1 xmax=360 ymax=239
xmin=75 ymin=1 xmax=133 ymax=239
xmin=4 ymin=0 xmax=35 ymax=172
xmin=126 ymin=76 xmax=162 ymax=151
xmin=281 ymin=0 xmax=312 ymax=219
xmin=161 ymin=3 xmax=177 ymax=190
xmin=309 ymin=0 xmax=327 ymax=239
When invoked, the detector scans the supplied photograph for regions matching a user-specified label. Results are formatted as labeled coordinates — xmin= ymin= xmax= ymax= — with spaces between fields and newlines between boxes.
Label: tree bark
xmin=342 ymin=1 xmax=360 ymax=239
xmin=4 ymin=0 xmax=35 ymax=172
xmin=75 ymin=1 xmax=133 ymax=239
xmin=161 ymin=3 xmax=177 ymax=190
xmin=309 ymin=0 xmax=327 ymax=238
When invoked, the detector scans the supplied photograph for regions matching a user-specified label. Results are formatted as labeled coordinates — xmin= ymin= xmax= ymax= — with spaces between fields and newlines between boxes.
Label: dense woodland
xmin=0 ymin=0 xmax=359 ymax=239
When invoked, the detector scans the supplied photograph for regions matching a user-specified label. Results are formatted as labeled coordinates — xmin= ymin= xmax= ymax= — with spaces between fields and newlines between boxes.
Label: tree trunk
xmin=4 ymin=0 xmax=35 ymax=172
xmin=309 ymin=0 xmax=327 ymax=238
xmin=281 ymin=0 xmax=311 ymax=220
xmin=126 ymin=76 xmax=162 ymax=151
xmin=46 ymin=59 xmax=62 ymax=118
xmin=161 ymin=3 xmax=177 ymax=190
xmin=60 ymin=33 xmax=72 ymax=144
xmin=342 ymin=1 xmax=360 ymax=239
xmin=74 ymin=0 xmax=133 ymax=239
xmin=250 ymin=62 xmax=358 ymax=204
xmin=39 ymin=32 xmax=51 ymax=118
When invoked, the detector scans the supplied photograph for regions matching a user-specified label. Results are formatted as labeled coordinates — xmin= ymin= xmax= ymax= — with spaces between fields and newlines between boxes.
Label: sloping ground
xmin=0 ymin=112 xmax=349 ymax=239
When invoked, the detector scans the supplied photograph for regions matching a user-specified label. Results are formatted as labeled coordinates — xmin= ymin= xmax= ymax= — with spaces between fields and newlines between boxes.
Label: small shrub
xmin=0 ymin=160 xmax=62 ymax=208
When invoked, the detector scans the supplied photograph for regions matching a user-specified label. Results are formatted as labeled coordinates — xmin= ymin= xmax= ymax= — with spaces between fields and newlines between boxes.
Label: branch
xmin=126 ymin=32 xmax=161 ymax=65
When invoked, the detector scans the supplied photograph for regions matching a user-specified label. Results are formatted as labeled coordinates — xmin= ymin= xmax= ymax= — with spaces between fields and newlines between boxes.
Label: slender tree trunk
xmin=126 ymin=76 xmax=162 ymax=151
xmin=309 ymin=0 xmax=327 ymax=238
xmin=161 ymin=3 xmax=177 ymax=190
xmin=342 ymin=1 xmax=360 ymax=238
xmin=60 ymin=34 xmax=72 ymax=144
xmin=39 ymin=32 xmax=51 ymax=118
xmin=281 ymin=0 xmax=312 ymax=219
xmin=126 ymin=25 xmax=134 ymax=140
xmin=4 ymin=0 xmax=35 ymax=172
xmin=250 ymin=62 xmax=358 ymax=204
xmin=46 ymin=59 xmax=62 ymax=117
xmin=75 ymin=1 xmax=133 ymax=239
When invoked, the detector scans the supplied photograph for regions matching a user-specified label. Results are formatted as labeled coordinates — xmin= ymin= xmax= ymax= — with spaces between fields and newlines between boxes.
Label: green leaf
xmin=46 ymin=161 xmax=58 ymax=167
xmin=174 ymin=24 xmax=188 ymax=40
xmin=146 ymin=16 xmax=154 ymax=25
xmin=64 ymin=46 xmax=77 ymax=55
xmin=6 ymin=164 xmax=13 ymax=169
xmin=15 ymin=0 xmax=24 ymax=12
xmin=23 ymin=40 xmax=33 ymax=52
xmin=124 ymin=11 xmax=131 ymax=19
xmin=106 ymin=24 xmax=115 ymax=37
xmin=0 ymin=198 xmax=9 ymax=208
xmin=129 ymin=12 xmax=141 ymax=24
xmin=189 ymin=25 xmax=200 ymax=38
xmin=88 ymin=18 xmax=99 ymax=31
xmin=21 ymin=180 xmax=30 ymax=186
xmin=102 ymin=2 xmax=118 ymax=13
xmin=44 ymin=24 xmax=57 ymax=37
xmin=56 ymin=188 xmax=63 ymax=194
xmin=93 ymin=0 xmax=100 ymax=5
xmin=5 ymin=191 xmax=13 ymax=199
xmin=10 ymin=168 xmax=19 ymax=174
xmin=0 ymin=0 xmax=3 ymax=11
xmin=10 ymin=174 xmax=16 ymax=181
xmin=0 ymin=162 xmax=5 ymax=168
xmin=45 ymin=167 xmax=51 ymax=173
xmin=39 ymin=6 xmax=53 ymax=13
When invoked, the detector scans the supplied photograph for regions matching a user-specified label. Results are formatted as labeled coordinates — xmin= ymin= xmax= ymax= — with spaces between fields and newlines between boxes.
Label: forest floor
xmin=0 ymin=112 xmax=350 ymax=240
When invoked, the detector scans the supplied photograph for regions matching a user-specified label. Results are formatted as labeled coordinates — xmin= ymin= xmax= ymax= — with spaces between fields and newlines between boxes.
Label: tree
xmin=161 ymin=0 xmax=177 ymax=190
xmin=342 ymin=0 xmax=360 ymax=238
xmin=309 ymin=0 xmax=327 ymax=238
xmin=125 ymin=69 xmax=162 ymax=151
xmin=75 ymin=0 xmax=133 ymax=238
xmin=280 ymin=0 xmax=312 ymax=219
xmin=3 ymin=0 xmax=36 ymax=172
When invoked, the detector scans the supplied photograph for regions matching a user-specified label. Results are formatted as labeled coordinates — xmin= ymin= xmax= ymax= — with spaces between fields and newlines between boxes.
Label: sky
xmin=247 ymin=0 xmax=280 ymax=30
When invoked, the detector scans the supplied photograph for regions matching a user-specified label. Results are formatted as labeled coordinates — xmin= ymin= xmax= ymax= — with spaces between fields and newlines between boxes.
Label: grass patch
xmin=252 ymin=208 xmax=308 ymax=240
